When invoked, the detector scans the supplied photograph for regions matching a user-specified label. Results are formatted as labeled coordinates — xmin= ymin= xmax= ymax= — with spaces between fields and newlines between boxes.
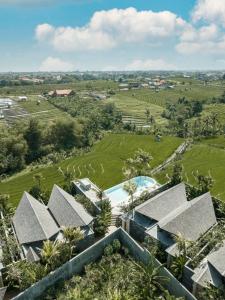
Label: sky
xmin=1 ymin=0 xmax=225 ymax=71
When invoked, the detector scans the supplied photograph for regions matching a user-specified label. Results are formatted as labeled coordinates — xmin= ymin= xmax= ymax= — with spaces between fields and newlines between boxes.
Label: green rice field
xmin=156 ymin=136 xmax=225 ymax=201
xmin=0 ymin=133 xmax=183 ymax=207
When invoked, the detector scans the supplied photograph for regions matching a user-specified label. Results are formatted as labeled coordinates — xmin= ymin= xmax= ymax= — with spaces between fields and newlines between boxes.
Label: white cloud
xmin=192 ymin=0 xmax=225 ymax=26
xmin=36 ymin=24 xmax=54 ymax=42
xmin=176 ymin=24 xmax=225 ymax=55
xmin=39 ymin=57 xmax=74 ymax=72
xmin=35 ymin=7 xmax=186 ymax=52
xmin=125 ymin=59 xmax=176 ymax=71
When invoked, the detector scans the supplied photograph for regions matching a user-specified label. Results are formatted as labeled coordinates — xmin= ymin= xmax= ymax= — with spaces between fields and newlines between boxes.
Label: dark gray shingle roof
xmin=207 ymin=243 xmax=225 ymax=275
xmin=158 ymin=193 xmax=217 ymax=241
xmin=48 ymin=185 xmax=93 ymax=227
xmin=26 ymin=246 xmax=41 ymax=262
xmin=13 ymin=192 xmax=59 ymax=245
xmin=0 ymin=287 xmax=7 ymax=300
xmin=192 ymin=262 xmax=223 ymax=288
xmin=135 ymin=183 xmax=187 ymax=221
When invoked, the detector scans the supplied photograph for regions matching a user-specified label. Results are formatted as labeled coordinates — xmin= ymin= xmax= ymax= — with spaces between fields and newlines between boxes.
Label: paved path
xmin=151 ymin=140 xmax=190 ymax=175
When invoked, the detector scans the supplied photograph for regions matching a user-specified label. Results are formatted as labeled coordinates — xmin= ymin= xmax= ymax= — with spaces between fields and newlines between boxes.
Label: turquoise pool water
xmin=104 ymin=176 xmax=157 ymax=207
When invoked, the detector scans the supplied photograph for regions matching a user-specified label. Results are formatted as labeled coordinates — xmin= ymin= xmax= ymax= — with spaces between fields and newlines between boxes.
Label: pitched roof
xmin=48 ymin=185 xmax=93 ymax=228
xmin=26 ymin=246 xmax=41 ymax=262
xmin=158 ymin=193 xmax=217 ymax=241
xmin=55 ymin=89 xmax=73 ymax=95
xmin=207 ymin=242 xmax=225 ymax=276
xmin=192 ymin=262 xmax=223 ymax=288
xmin=13 ymin=192 xmax=59 ymax=245
xmin=0 ymin=287 xmax=7 ymax=300
xmin=135 ymin=183 xmax=187 ymax=221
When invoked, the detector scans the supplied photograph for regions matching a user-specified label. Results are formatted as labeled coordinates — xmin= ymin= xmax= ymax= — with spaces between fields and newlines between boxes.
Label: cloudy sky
xmin=1 ymin=0 xmax=225 ymax=71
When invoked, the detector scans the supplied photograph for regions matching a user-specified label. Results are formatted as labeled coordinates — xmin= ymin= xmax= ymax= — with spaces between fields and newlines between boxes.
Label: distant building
xmin=48 ymin=89 xmax=75 ymax=97
xmin=129 ymin=82 xmax=140 ymax=89
xmin=18 ymin=96 xmax=28 ymax=101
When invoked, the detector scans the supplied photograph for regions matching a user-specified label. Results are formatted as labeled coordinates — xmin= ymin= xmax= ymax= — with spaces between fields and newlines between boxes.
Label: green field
xmin=107 ymin=92 xmax=167 ymax=126
xmin=0 ymin=80 xmax=118 ymax=96
xmin=156 ymin=137 xmax=225 ymax=200
xmin=107 ymin=83 xmax=224 ymax=127
xmin=9 ymin=96 xmax=71 ymax=124
xmin=0 ymin=134 xmax=183 ymax=207
xmin=114 ymin=84 xmax=224 ymax=107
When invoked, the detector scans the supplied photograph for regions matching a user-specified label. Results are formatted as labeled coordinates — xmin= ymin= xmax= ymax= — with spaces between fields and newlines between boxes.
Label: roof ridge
xmin=55 ymin=186 xmax=85 ymax=226
xmin=135 ymin=182 xmax=186 ymax=211
xmin=26 ymin=192 xmax=50 ymax=240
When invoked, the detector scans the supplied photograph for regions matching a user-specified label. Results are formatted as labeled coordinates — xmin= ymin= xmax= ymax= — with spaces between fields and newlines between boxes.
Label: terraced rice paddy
xmin=156 ymin=136 xmax=225 ymax=201
xmin=0 ymin=134 xmax=183 ymax=206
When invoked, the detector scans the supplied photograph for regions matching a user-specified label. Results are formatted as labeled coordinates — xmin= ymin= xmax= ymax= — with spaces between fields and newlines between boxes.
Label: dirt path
xmin=151 ymin=140 xmax=190 ymax=175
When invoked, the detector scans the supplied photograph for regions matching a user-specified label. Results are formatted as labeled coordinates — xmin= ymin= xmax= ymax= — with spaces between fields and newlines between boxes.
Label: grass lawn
xmin=156 ymin=137 xmax=225 ymax=201
xmin=0 ymin=133 xmax=183 ymax=207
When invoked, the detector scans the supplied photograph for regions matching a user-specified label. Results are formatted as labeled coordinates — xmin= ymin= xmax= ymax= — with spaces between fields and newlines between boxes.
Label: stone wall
xmin=13 ymin=228 xmax=196 ymax=300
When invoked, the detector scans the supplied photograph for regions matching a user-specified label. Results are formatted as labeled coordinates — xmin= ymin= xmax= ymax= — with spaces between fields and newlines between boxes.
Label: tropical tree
xmin=0 ymin=194 xmax=12 ymax=215
xmin=62 ymin=226 xmax=84 ymax=257
xmin=40 ymin=240 xmax=60 ymax=271
xmin=170 ymin=164 xmax=183 ymax=186
xmin=93 ymin=199 xmax=112 ymax=236
xmin=125 ymin=149 xmax=153 ymax=177
xmin=132 ymin=257 xmax=168 ymax=299
xmin=123 ymin=181 xmax=137 ymax=218
xmin=58 ymin=167 xmax=76 ymax=193
xmin=170 ymin=255 xmax=187 ymax=281
xmin=200 ymin=283 xmax=225 ymax=300
xmin=170 ymin=233 xmax=189 ymax=280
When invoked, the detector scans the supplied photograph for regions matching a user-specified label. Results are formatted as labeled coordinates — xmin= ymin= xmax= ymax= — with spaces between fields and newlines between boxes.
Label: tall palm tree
xmin=123 ymin=181 xmax=137 ymax=218
xmin=132 ymin=257 xmax=168 ymax=299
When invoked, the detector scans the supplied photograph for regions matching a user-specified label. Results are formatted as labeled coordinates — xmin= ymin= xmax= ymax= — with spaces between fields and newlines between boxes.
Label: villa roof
xmin=13 ymin=192 xmax=59 ymax=245
xmin=0 ymin=287 xmax=7 ymax=300
xmin=26 ymin=246 xmax=41 ymax=262
xmin=207 ymin=242 xmax=225 ymax=276
xmin=158 ymin=193 xmax=217 ymax=241
xmin=55 ymin=89 xmax=73 ymax=95
xmin=48 ymin=185 xmax=93 ymax=228
xmin=135 ymin=183 xmax=187 ymax=221
xmin=192 ymin=262 xmax=223 ymax=288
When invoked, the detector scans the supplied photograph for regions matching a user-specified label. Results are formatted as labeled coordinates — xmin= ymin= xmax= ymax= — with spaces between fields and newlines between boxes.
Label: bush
xmin=104 ymin=245 xmax=114 ymax=256
xmin=112 ymin=239 xmax=121 ymax=253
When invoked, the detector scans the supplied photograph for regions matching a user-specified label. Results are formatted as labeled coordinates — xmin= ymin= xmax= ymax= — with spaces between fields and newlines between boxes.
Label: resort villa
xmin=13 ymin=185 xmax=94 ymax=262
xmin=5 ymin=176 xmax=225 ymax=298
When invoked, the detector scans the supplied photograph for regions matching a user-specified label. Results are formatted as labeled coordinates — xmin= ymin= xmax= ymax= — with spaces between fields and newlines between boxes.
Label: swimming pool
xmin=104 ymin=176 xmax=159 ymax=211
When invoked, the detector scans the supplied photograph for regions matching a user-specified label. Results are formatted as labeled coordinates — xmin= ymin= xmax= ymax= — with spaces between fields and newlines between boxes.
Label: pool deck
xmin=73 ymin=177 xmax=161 ymax=216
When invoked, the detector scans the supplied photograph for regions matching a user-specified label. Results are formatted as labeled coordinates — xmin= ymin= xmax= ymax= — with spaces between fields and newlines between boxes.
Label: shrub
xmin=104 ymin=245 xmax=114 ymax=256
xmin=112 ymin=239 xmax=121 ymax=253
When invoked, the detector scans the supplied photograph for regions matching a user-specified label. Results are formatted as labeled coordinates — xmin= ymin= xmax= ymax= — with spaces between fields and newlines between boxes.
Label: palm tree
xmin=132 ymin=257 xmax=169 ymax=299
xmin=174 ymin=233 xmax=188 ymax=257
xmin=123 ymin=181 xmax=137 ymax=218
xmin=170 ymin=255 xmax=187 ymax=281
xmin=62 ymin=227 xmax=84 ymax=257
xmin=41 ymin=240 xmax=60 ymax=271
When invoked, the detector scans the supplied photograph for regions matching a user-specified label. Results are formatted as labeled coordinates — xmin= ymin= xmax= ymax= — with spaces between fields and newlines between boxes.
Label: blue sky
xmin=1 ymin=0 xmax=225 ymax=71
